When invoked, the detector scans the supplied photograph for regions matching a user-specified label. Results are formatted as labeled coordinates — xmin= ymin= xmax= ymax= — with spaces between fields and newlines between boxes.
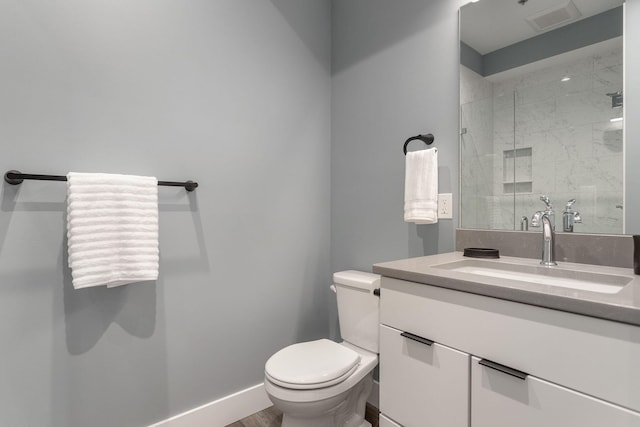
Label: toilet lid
xmin=265 ymin=339 xmax=361 ymax=390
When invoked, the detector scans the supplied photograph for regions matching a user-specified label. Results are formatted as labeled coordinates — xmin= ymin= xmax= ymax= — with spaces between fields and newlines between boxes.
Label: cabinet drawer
xmin=379 ymin=324 xmax=469 ymax=427
xmin=471 ymin=356 xmax=640 ymax=426
xmin=381 ymin=277 xmax=640 ymax=412
xmin=380 ymin=414 xmax=402 ymax=427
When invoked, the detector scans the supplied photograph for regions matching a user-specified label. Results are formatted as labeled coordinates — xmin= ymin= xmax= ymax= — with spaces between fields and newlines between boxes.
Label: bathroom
xmin=0 ymin=0 xmax=638 ymax=426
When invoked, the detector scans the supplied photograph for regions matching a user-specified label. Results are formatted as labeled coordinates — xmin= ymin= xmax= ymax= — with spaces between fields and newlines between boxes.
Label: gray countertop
xmin=373 ymin=252 xmax=640 ymax=327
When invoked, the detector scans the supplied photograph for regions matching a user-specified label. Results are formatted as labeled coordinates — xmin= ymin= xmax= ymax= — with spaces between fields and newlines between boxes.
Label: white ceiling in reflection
xmin=461 ymin=0 xmax=623 ymax=54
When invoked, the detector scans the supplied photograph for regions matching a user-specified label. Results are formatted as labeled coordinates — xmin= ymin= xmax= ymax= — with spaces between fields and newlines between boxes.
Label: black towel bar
xmin=4 ymin=170 xmax=198 ymax=192
xmin=403 ymin=134 xmax=435 ymax=155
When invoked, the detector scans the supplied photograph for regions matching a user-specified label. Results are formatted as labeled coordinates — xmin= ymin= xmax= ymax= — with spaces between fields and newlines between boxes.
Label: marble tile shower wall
xmin=460 ymin=47 xmax=624 ymax=234
xmin=460 ymin=66 xmax=494 ymax=230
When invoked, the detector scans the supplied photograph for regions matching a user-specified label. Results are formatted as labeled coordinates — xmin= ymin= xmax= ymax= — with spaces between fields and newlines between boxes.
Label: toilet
xmin=264 ymin=270 xmax=380 ymax=427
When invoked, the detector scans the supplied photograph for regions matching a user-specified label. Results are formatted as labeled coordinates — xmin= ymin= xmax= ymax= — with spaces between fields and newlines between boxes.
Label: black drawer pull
xmin=479 ymin=359 xmax=528 ymax=380
xmin=400 ymin=331 xmax=434 ymax=346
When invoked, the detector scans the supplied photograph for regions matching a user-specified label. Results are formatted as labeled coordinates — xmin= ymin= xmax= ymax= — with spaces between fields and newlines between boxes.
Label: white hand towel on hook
xmin=404 ymin=147 xmax=438 ymax=224
xmin=66 ymin=172 xmax=159 ymax=289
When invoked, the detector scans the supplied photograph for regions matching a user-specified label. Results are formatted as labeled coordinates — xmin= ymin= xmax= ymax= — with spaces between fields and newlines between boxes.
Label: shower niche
xmin=503 ymin=148 xmax=532 ymax=194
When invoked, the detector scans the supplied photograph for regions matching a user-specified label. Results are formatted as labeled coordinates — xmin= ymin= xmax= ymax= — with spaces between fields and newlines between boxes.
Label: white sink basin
xmin=433 ymin=259 xmax=633 ymax=294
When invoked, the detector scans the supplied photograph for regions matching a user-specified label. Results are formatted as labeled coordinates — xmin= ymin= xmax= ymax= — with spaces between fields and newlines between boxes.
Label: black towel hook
xmin=403 ymin=133 xmax=434 ymax=155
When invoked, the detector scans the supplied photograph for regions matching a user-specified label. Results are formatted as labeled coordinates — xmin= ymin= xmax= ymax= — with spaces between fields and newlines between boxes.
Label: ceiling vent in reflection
xmin=525 ymin=0 xmax=582 ymax=32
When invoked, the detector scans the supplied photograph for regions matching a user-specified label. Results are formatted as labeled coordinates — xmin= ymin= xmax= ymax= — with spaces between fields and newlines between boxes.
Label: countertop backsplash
xmin=456 ymin=229 xmax=634 ymax=269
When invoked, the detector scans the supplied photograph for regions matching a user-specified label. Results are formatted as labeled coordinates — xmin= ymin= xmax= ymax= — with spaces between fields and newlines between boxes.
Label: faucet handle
xmin=573 ymin=212 xmax=582 ymax=223
xmin=566 ymin=199 xmax=576 ymax=209
xmin=540 ymin=195 xmax=552 ymax=209
xmin=531 ymin=211 xmax=542 ymax=227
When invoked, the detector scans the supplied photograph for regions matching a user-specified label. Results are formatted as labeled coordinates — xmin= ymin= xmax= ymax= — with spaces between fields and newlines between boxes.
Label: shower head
xmin=606 ymin=91 xmax=623 ymax=108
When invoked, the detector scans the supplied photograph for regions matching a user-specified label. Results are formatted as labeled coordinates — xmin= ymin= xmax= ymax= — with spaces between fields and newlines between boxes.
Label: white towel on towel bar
xmin=66 ymin=172 xmax=159 ymax=289
xmin=404 ymin=148 xmax=438 ymax=224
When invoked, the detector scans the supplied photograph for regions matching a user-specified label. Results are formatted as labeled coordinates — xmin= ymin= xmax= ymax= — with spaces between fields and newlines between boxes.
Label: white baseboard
xmin=149 ymin=378 xmax=379 ymax=427
xmin=148 ymin=383 xmax=272 ymax=427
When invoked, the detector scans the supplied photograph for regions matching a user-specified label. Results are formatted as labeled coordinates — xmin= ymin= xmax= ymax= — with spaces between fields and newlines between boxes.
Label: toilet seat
xmin=264 ymin=339 xmax=361 ymax=390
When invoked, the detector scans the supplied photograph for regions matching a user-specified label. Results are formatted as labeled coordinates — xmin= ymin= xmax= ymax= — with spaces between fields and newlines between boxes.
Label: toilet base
xmin=269 ymin=374 xmax=373 ymax=427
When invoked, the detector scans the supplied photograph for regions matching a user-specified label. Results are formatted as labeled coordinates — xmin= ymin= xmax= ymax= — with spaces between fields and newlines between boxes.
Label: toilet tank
xmin=333 ymin=270 xmax=381 ymax=353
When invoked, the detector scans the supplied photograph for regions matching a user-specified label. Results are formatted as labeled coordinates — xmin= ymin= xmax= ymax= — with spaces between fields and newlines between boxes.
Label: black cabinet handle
xmin=373 ymin=288 xmax=380 ymax=297
xmin=479 ymin=359 xmax=528 ymax=380
xmin=400 ymin=331 xmax=434 ymax=346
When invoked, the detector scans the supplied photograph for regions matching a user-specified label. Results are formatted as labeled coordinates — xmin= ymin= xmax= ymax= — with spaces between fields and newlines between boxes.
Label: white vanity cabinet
xmin=379 ymin=414 xmax=402 ymax=427
xmin=379 ymin=276 xmax=640 ymax=427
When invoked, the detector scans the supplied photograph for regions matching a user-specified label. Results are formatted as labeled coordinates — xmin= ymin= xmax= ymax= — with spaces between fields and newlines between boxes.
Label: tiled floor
xmin=225 ymin=404 xmax=379 ymax=427
xmin=225 ymin=406 xmax=282 ymax=427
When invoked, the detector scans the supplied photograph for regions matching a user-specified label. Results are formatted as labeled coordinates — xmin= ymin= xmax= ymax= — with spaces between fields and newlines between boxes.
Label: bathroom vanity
xmin=373 ymin=252 xmax=640 ymax=427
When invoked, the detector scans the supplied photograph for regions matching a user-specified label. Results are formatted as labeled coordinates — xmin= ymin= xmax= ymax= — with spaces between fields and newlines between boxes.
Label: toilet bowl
xmin=265 ymin=341 xmax=377 ymax=427
xmin=264 ymin=271 xmax=381 ymax=427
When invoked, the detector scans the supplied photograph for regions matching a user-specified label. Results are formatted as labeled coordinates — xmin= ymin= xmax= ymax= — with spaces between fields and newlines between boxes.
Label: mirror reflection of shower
xmin=459 ymin=0 xmax=624 ymax=235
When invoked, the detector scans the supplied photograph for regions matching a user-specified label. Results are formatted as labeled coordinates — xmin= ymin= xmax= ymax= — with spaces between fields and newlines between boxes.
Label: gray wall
xmin=331 ymin=0 xmax=460 ymax=274
xmin=0 ymin=1 xmax=331 ymax=426
xmin=330 ymin=0 xmax=640 ymax=261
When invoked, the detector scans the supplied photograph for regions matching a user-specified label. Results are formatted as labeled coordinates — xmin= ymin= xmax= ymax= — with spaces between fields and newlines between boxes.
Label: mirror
xmin=459 ymin=0 xmax=624 ymax=234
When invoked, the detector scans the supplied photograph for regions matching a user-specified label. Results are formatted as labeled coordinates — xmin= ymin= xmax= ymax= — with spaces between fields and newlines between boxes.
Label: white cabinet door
xmin=471 ymin=356 xmax=640 ymax=427
xmin=380 ymin=324 xmax=469 ymax=427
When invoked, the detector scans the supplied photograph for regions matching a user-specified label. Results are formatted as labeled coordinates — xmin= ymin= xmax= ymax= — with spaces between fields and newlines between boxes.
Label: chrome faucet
xmin=531 ymin=195 xmax=557 ymax=266
xmin=562 ymin=199 xmax=582 ymax=232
